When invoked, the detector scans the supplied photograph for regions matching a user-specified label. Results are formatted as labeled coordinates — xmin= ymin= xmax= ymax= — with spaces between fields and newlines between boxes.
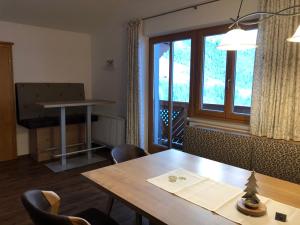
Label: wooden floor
xmin=0 ymin=149 xmax=148 ymax=225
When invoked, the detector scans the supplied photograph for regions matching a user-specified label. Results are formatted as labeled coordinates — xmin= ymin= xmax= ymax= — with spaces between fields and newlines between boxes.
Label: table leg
xmin=60 ymin=107 xmax=67 ymax=169
xmin=87 ymin=105 xmax=92 ymax=161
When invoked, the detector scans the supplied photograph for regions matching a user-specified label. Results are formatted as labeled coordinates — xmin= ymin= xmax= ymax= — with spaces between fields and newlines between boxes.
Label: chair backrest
xmin=21 ymin=190 xmax=89 ymax=225
xmin=111 ymin=144 xmax=147 ymax=164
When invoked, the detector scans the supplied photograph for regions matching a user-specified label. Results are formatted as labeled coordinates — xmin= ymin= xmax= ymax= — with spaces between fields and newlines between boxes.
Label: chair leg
xmin=106 ymin=196 xmax=114 ymax=215
xmin=135 ymin=213 xmax=142 ymax=225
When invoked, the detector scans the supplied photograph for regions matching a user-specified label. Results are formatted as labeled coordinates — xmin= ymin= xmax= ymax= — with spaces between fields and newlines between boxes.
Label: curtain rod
xmin=142 ymin=0 xmax=221 ymax=21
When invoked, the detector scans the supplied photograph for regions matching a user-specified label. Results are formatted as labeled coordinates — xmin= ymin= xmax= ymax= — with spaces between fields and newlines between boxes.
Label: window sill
xmin=187 ymin=117 xmax=250 ymax=134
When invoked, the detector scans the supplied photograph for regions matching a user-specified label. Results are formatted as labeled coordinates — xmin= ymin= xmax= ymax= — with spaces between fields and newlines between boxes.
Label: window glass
xmin=172 ymin=39 xmax=191 ymax=103
xmin=202 ymin=34 xmax=227 ymax=111
xmin=233 ymin=29 xmax=258 ymax=114
xmin=153 ymin=42 xmax=170 ymax=146
xmin=158 ymin=44 xmax=170 ymax=101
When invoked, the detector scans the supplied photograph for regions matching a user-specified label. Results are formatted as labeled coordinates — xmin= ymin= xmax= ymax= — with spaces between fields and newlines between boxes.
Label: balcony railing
xmin=156 ymin=101 xmax=249 ymax=149
xmin=159 ymin=101 xmax=189 ymax=149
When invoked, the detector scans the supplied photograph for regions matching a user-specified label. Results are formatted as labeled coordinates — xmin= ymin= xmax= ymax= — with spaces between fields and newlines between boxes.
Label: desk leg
xmin=60 ymin=107 xmax=67 ymax=169
xmin=87 ymin=105 xmax=92 ymax=161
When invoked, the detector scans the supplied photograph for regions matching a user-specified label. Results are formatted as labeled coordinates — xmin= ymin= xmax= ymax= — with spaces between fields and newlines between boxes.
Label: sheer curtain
xmin=126 ymin=20 xmax=148 ymax=147
xmin=250 ymin=0 xmax=300 ymax=141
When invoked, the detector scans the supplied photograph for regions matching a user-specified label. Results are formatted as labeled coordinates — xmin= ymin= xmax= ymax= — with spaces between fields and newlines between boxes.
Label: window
xmin=149 ymin=24 xmax=257 ymax=152
xmin=233 ymin=41 xmax=257 ymax=114
xmin=202 ymin=33 xmax=227 ymax=112
xmin=196 ymin=27 xmax=258 ymax=122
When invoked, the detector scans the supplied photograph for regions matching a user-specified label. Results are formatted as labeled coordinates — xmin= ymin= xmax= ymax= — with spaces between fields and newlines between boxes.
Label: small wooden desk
xmin=39 ymin=99 xmax=114 ymax=171
xmin=83 ymin=149 xmax=300 ymax=225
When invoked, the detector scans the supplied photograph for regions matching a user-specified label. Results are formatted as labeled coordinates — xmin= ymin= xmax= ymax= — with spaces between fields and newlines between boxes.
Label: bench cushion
xmin=18 ymin=114 xmax=98 ymax=129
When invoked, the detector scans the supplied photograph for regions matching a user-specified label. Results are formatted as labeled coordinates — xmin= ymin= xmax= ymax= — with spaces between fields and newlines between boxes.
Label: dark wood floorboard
xmin=0 ymin=149 xmax=148 ymax=225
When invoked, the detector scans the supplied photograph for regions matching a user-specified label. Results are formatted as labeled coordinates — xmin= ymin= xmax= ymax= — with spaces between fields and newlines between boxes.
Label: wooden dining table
xmin=82 ymin=149 xmax=300 ymax=225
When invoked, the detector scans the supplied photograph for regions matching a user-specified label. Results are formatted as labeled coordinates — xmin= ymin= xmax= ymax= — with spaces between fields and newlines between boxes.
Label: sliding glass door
xmin=150 ymin=34 xmax=192 ymax=152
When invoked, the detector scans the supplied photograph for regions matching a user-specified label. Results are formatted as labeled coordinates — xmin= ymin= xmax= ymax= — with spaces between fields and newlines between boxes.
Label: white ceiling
xmin=0 ymin=0 xmax=215 ymax=33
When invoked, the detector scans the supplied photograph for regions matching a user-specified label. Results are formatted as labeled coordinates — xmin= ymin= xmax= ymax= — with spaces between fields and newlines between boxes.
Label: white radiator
xmin=92 ymin=114 xmax=126 ymax=147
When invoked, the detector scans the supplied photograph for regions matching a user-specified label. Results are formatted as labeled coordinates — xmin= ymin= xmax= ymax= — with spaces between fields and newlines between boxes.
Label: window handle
xmin=227 ymin=79 xmax=231 ymax=90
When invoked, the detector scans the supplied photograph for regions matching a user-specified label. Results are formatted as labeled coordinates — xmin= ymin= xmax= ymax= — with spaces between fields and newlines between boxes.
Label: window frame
xmin=148 ymin=31 xmax=195 ymax=153
xmin=148 ymin=23 xmax=259 ymax=152
xmin=191 ymin=23 xmax=258 ymax=123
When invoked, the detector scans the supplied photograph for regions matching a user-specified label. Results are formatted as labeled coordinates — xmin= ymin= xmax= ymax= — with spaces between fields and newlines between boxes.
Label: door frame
xmin=148 ymin=31 xmax=195 ymax=153
xmin=0 ymin=41 xmax=17 ymax=161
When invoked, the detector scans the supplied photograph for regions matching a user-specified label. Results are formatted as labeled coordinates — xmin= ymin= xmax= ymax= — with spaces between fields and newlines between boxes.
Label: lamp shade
xmin=287 ymin=25 xmax=300 ymax=42
xmin=217 ymin=28 xmax=258 ymax=51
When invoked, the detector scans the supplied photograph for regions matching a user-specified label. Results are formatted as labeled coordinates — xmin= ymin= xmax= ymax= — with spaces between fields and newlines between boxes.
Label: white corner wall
xmin=0 ymin=21 xmax=92 ymax=156
xmin=91 ymin=0 xmax=259 ymax=150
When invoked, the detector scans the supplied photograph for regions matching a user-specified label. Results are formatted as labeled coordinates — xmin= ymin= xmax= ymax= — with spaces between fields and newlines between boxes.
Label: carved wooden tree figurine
xmin=242 ymin=171 xmax=260 ymax=208
xmin=237 ymin=171 xmax=267 ymax=216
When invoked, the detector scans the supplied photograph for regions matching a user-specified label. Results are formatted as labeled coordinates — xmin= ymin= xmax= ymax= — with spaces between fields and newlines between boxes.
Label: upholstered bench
xmin=183 ymin=126 xmax=254 ymax=170
xmin=15 ymin=83 xmax=98 ymax=162
xmin=252 ymin=137 xmax=300 ymax=184
xmin=18 ymin=114 xmax=98 ymax=129
xmin=16 ymin=83 xmax=98 ymax=128
xmin=183 ymin=126 xmax=300 ymax=184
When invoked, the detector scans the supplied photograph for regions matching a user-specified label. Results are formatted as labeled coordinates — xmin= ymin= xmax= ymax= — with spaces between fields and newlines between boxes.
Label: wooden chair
xmin=21 ymin=190 xmax=119 ymax=225
xmin=108 ymin=144 xmax=148 ymax=225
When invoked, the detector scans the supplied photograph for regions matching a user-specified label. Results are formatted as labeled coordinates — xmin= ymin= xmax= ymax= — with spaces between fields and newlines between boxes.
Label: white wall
xmin=0 ymin=21 xmax=92 ymax=156
xmin=91 ymin=0 xmax=259 ymax=150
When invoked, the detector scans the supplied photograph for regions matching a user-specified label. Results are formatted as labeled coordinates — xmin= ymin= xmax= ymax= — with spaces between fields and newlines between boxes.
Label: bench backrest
xmin=184 ymin=126 xmax=300 ymax=184
xmin=15 ymin=83 xmax=85 ymax=121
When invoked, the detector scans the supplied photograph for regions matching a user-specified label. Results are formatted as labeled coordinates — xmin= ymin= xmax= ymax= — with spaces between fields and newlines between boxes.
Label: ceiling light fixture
xmin=287 ymin=25 xmax=300 ymax=42
xmin=218 ymin=0 xmax=300 ymax=51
